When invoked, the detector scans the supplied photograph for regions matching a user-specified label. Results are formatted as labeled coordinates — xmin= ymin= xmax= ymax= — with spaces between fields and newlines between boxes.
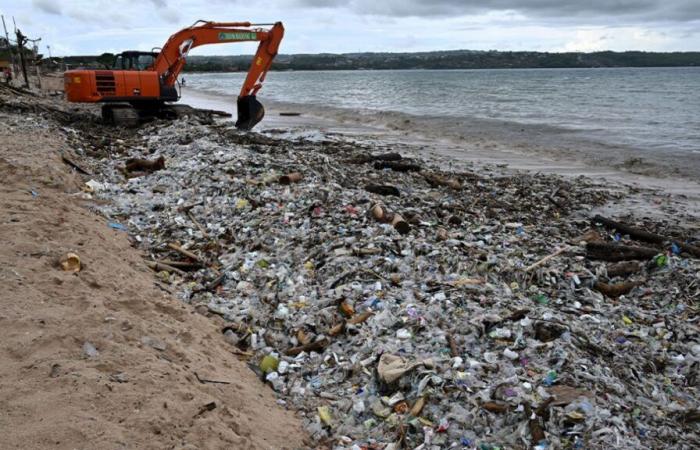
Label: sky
xmin=0 ymin=0 xmax=698 ymax=56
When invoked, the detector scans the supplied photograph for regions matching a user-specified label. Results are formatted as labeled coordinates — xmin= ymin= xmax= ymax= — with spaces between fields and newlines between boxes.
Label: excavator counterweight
xmin=64 ymin=21 xmax=284 ymax=130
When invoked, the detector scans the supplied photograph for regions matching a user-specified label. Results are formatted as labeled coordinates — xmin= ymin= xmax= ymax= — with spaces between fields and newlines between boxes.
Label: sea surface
xmin=184 ymin=67 xmax=700 ymax=157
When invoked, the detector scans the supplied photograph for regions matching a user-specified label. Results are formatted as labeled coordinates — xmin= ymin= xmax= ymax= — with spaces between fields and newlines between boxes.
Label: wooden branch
xmin=594 ymin=281 xmax=638 ymax=298
xmin=156 ymin=259 xmax=202 ymax=270
xmin=525 ymin=246 xmax=572 ymax=272
xmin=373 ymin=161 xmax=421 ymax=172
xmin=186 ymin=210 xmax=209 ymax=238
xmin=606 ymin=261 xmax=642 ymax=278
xmin=586 ymin=242 xmax=658 ymax=262
xmin=279 ymin=172 xmax=303 ymax=185
xmin=147 ymin=261 xmax=186 ymax=276
xmin=446 ymin=333 xmax=459 ymax=357
xmin=423 ymin=172 xmax=461 ymax=190
xmin=592 ymin=215 xmax=700 ymax=258
xmin=60 ymin=152 xmax=92 ymax=175
xmin=348 ymin=152 xmax=402 ymax=164
xmin=285 ymin=338 xmax=330 ymax=356
xmin=125 ymin=156 xmax=165 ymax=173
xmin=370 ymin=203 xmax=409 ymax=234
xmin=167 ymin=242 xmax=202 ymax=262
xmin=365 ymin=184 xmax=400 ymax=196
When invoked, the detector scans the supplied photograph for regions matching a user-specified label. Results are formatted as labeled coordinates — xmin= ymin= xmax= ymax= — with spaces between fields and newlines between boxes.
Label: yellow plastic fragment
xmin=622 ymin=315 xmax=633 ymax=325
xmin=60 ymin=253 xmax=81 ymax=272
xmin=318 ymin=406 xmax=333 ymax=426
xmin=417 ymin=417 xmax=434 ymax=427
xmin=260 ymin=355 xmax=279 ymax=374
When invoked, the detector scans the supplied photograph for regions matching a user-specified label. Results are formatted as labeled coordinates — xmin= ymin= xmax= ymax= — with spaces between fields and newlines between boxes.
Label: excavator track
xmin=101 ymin=104 xmax=140 ymax=128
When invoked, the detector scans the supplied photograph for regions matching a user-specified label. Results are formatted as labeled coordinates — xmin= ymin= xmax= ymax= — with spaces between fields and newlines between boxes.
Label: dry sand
xmin=0 ymin=106 xmax=308 ymax=449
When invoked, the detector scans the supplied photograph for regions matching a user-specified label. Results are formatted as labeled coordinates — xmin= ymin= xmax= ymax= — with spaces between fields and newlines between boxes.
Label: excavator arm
xmin=153 ymin=20 xmax=284 ymax=129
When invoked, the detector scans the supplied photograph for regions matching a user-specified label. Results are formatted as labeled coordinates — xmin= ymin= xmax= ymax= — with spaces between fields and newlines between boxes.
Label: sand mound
xmin=0 ymin=109 xmax=307 ymax=449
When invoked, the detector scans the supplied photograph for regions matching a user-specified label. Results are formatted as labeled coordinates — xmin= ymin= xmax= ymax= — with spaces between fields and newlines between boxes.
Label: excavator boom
xmin=64 ymin=20 xmax=284 ymax=130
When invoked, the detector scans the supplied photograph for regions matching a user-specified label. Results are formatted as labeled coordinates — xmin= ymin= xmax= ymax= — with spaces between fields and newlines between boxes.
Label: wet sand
xmin=182 ymin=87 xmax=700 ymax=222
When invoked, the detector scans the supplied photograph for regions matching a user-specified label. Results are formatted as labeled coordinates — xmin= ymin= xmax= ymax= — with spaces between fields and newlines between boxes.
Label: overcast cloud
xmin=0 ymin=0 xmax=697 ymax=56
xmin=295 ymin=0 xmax=700 ymax=21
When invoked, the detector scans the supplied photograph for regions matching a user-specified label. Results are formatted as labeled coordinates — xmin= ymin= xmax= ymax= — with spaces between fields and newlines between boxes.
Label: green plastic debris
xmin=655 ymin=254 xmax=668 ymax=267
xmin=260 ymin=354 xmax=279 ymax=374
xmin=533 ymin=294 xmax=549 ymax=305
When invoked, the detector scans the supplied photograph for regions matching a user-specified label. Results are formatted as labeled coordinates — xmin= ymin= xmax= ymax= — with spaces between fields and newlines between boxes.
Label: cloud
xmin=158 ymin=8 xmax=181 ymax=23
xmin=292 ymin=0 xmax=700 ymax=22
xmin=5 ymin=0 xmax=700 ymax=55
xmin=32 ymin=0 xmax=61 ymax=15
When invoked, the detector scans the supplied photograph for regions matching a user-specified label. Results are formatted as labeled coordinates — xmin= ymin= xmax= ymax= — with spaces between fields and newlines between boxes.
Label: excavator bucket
xmin=235 ymin=95 xmax=265 ymax=130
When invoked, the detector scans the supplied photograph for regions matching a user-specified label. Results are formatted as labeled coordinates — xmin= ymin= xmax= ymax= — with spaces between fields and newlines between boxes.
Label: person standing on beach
xmin=3 ymin=68 xmax=11 ymax=84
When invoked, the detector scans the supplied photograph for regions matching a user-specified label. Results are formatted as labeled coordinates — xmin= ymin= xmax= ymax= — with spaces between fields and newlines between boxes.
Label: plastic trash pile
xmin=4 ymin=86 xmax=697 ymax=450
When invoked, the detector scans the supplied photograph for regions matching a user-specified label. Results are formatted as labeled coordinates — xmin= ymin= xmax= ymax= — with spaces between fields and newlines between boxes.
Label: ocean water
xmin=184 ymin=67 xmax=700 ymax=156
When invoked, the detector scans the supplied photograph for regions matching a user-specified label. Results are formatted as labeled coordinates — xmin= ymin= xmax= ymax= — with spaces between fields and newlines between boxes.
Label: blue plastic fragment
xmin=671 ymin=242 xmax=681 ymax=255
xmin=108 ymin=222 xmax=128 ymax=231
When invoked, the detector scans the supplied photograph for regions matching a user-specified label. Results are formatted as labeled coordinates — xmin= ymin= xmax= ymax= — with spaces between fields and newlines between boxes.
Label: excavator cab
xmin=112 ymin=52 xmax=159 ymax=71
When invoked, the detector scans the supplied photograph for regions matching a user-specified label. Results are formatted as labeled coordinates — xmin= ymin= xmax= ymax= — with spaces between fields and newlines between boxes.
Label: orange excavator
xmin=64 ymin=21 xmax=284 ymax=130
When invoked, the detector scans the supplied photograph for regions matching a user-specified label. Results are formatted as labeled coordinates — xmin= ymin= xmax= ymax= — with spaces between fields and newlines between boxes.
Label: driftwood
xmin=125 ymin=156 xmax=165 ymax=174
xmin=592 ymin=215 xmax=700 ymax=258
xmin=205 ymin=273 xmax=225 ymax=291
xmin=423 ymin=172 xmax=461 ymax=190
xmin=586 ymin=242 xmax=658 ymax=262
xmin=525 ymin=246 xmax=572 ymax=272
xmin=186 ymin=210 xmax=209 ymax=238
xmin=285 ymin=338 xmax=330 ymax=356
xmin=328 ymin=311 xmax=374 ymax=337
xmin=195 ymin=108 xmax=231 ymax=117
xmin=147 ymin=261 xmax=186 ymax=276
xmin=594 ymin=281 xmax=638 ymax=298
xmin=60 ymin=152 xmax=92 ymax=175
xmin=370 ymin=203 xmax=410 ymax=234
xmin=167 ymin=242 xmax=202 ymax=262
xmin=482 ymin=401 xmax=510 ymax=413
xmin=279 ymin=172 xmax=303 ymax=185
xmin=365 ymin=184 xmax=400 ymax=196
xmin=156 ymin=259 xmax=202 ymax=270
xmin=349 ymin=152 xmax=403 ymax=164
xmin=373 ymin=161 xmax=422 ymax=172
xmin=446 ymin=333 xmax=459 ymax=358
xmin=606 ymin=261 xmax=642 ymax=278
xmin=592 ymin=215 xmax=664 ymax=244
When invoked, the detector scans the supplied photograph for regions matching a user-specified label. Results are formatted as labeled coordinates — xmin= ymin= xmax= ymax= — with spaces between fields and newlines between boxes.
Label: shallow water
xmin=184 ymin=67 xmax=700 ymax=156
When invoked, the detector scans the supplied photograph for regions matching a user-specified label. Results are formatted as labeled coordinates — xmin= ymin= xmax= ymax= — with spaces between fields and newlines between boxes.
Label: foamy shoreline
xmin=181 ymin=86 xmax=700 ymax=221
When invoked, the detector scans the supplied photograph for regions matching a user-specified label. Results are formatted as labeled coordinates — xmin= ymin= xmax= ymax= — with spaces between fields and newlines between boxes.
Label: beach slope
xmin=0 ymin=94 xmax=306 ymax=450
